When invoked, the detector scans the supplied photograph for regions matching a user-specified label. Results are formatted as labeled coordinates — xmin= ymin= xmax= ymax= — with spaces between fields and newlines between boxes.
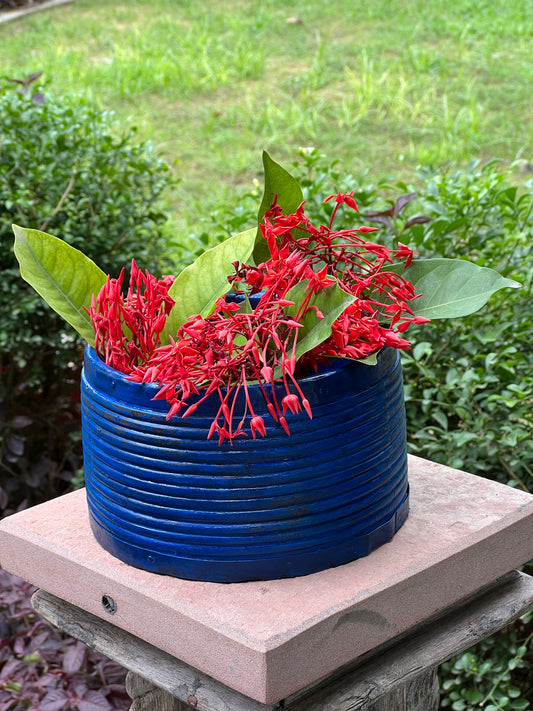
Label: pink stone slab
xmin=1 ymin=455 xmax=533 ymax=704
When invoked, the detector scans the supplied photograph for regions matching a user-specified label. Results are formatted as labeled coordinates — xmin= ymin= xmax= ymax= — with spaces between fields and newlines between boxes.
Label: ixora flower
xmin=13 ymin=152 xmax=519 ymax=445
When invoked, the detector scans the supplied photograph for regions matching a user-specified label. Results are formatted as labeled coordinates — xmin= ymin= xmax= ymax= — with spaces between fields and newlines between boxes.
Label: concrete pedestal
xmin=1 ymin=455 xmax=533 ymax=707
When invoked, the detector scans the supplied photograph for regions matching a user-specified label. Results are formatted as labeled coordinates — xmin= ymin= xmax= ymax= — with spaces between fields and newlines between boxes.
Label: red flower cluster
xmin=237 ymin=194 xmax=428 ymax=366
xmin=88 ymin=260 xmax=175 ymax=373
xmin=131 ymin=297 xmax=310 ymax=444
xmin=89 ymin=196 xmax=429 ymax=443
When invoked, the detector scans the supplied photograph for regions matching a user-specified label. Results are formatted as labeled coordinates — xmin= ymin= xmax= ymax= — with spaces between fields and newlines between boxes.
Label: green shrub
xmin=293 ymin=153 xmax=533 ymax=488
xmin=401 ymin=161 xmax=533 ymax=490
xmin=0 ymin=78 xmax=173 ymax=513
xmin=440 ymin=614 xmax=533 ymax=710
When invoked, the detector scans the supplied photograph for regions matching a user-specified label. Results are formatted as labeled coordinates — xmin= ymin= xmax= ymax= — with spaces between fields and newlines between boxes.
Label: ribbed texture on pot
xmin=81 ymin=346 xmax=409 ymax=582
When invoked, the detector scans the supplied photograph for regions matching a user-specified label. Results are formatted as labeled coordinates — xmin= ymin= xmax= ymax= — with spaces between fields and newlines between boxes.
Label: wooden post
xmin=367 ymin=669 xmax=440 ymax=711
xmin=126 ymin=673 xmax=190 ymax=711
xmin=124 ymin=669 xmax=441 ymax=711
xmin=31 ymin=571 xmax=533 ymax=711
xmin=0 ymin=0 xmax=72 ymax=25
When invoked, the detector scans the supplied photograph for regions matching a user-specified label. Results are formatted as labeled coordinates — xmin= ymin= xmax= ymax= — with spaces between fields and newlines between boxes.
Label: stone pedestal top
xmin=1 ymin=455 xmax=533 ymax=704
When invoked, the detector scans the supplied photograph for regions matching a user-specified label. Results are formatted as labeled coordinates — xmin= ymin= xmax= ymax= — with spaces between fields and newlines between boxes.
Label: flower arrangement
xmin=13 ymin=152 xmax=519 ymax=444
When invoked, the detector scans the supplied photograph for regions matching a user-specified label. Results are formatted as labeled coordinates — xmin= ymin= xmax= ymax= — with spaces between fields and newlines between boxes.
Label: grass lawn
xmin=1 ymin=0 xmax=532 ymax=238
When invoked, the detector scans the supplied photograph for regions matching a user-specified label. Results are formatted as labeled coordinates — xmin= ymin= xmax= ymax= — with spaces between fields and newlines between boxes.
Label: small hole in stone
xmin=102 ymin=594 xmax=117 ymax=615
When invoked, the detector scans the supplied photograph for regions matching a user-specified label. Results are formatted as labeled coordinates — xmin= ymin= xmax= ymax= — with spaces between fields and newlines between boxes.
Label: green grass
xmin=1 ymin=0 xmax=532 ymax=240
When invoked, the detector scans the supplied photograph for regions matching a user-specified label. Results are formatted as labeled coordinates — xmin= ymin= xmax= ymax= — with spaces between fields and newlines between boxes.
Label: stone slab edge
xmin=2 ymin=457 xmax=533 ymax=703
xmin=0 ymin=522 xmax=269 ymax=700
xmin=263 ymin=508 xmax=533 ymax=701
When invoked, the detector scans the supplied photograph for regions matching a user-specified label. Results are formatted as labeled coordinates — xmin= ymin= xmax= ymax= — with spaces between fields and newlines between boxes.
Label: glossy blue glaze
xmin=81 ymin=345 xmax=409 ymax=582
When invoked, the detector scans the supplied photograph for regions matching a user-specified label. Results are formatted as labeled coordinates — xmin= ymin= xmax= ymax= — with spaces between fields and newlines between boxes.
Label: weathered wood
xmin=367 ymin=669 xmax=439 ymax=710
xmin=126 ymin=672 xmax=190 ymax=711
xmin=31 ymin=589 xmax=277 ymax=711
xmin=31 ymin=571 xmax=533 ymax=711
xmin=283 ymin=571 xmax=533 ymax=711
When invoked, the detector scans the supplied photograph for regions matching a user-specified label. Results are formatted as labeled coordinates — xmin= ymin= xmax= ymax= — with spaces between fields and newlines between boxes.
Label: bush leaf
xmin=163 ymin=227 xmax=256 ymax=339
xmin=12 ymin=225 xmax=106 ymax=345
xmin=402 ymin=258 xmax=521 ymax=319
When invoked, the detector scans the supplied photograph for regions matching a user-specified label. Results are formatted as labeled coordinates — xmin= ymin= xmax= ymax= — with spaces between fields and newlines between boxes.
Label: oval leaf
xmin=258 ymin=151 xmax=304 ymax=224
xmin=254 ymin=151 xmax=305 ymax=264
xmin=403 ymin=215 xmax=433 ymax=230
xmin=13 ymin=225 xmax=106 ymax=345
xmin=403 ymin=258 xmax=521 ymax=319
xmin=163 ymin=227 xmax=256 ymax=339
xmin=284 ymin=280 xmax=356 ymax=362
xmin=393 ymin=192 xmax=417 ymax=217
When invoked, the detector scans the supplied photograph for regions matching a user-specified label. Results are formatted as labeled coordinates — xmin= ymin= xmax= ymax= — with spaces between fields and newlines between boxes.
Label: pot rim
xmin=82 ymin=345 xmax=399 ymax=416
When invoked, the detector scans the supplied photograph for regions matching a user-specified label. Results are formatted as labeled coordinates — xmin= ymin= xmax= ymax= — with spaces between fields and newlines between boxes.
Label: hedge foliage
xmin=0 ymin=568 xmax=130 ymax=710
xmin=0 ymin=79 xmax=173 ymax=515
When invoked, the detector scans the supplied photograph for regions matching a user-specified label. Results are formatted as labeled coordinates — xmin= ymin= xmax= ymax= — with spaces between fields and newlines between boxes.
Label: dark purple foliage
xmin=364 ymin=192 xmax=432 ymax=233
xmin=6 ymin=73 xmax=45 ymax=105
xmin=0 ymin=567 xmax=128 ymax=710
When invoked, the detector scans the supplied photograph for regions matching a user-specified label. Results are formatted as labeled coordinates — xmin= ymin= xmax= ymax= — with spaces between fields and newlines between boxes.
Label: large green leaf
xmin=257 ymin=151 xmax=304 ymax=224
xmin=254 ymin=151 xmax=305 ymax=264
xmin=401 ymin=258 xmax=521 ymax=319
xmin=13 ymin=225 xmax=106 ymax=345
xmin=284 ymin=280 xmax=356 ymax=364
xmin=163 ymin=227 xmax=256 ymax=339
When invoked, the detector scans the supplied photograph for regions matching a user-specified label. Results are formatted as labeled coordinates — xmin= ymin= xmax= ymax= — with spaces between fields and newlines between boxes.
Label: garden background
xmin=0 ymin=0 xmax=532 ymax=709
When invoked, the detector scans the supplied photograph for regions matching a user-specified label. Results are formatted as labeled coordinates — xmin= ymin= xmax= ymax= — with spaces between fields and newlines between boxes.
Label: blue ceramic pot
xmin=81 ymin=345 xmax=409 ymax=582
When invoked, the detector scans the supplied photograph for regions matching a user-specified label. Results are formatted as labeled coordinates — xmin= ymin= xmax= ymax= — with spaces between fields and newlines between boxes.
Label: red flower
xmin=250 ymin=416 xmax=267 ymax=439
xmin=87 ymin=260 xmax=174 ymax=373
xmin=324 ymin=191 xmax=359 ymax=211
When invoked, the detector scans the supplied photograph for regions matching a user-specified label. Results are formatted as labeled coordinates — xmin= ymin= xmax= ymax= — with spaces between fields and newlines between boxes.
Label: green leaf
xmin=432 ymin=410 xmax=448 ymax=430
xmin=163 ymin=227 xmax=256 ymax=339
xmin=12 ymin=225 xmax=106 ymax=346
xmin=254 ymin=151 xmax=305 ymax=264
xmin=284 ymin=280 xmax=355 ymax=364
xmin=258 ymin=151 xmax=304 ymax=225
xmin=463 ymin=689 xmax=483 ymax=704
xmin=357 ymin=352 xmax=379 ymax=365
xmin=413 ymin=341 xmax=433 ymax=360
xmin=401 ymin=258 xmax=521 ymax=320
xmin=507 ymin=686 xmax=523 ymax=698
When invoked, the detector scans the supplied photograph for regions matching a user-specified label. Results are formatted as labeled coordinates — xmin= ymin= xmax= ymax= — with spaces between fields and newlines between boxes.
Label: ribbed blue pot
xmin=81 ymin=345 xmax=409 ymax=582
